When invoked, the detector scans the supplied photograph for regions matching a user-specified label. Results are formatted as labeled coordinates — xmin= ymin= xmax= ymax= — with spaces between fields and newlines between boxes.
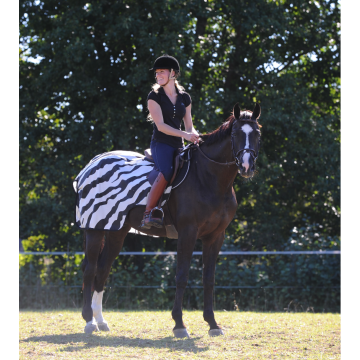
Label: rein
xmin=197 ymin=117 xmax=260 ymax=166
xmin=196 ymin=144 xmax=237 ymax=166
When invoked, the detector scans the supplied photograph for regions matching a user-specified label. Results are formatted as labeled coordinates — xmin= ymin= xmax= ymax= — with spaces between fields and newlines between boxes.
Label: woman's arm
xmin=148 ymin=100 xmax=199 ymax=143
xmin=183 ymin=103 xmax=199 ymax=136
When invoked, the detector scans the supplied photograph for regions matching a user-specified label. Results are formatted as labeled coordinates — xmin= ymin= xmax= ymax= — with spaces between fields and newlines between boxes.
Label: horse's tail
xmin=81 ymin=230 xmax=105 ymax=291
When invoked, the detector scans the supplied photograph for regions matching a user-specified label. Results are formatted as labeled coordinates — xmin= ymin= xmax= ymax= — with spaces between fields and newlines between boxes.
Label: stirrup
xmin=148 ymin=207 xmax=165 ymax=228
xmin=140 ymin=214 xmax=151 ymax=229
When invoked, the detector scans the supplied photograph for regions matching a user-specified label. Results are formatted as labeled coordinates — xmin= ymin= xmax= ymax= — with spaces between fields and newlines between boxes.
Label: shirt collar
xmin=158 ymin=86 xmax=182 ymax=95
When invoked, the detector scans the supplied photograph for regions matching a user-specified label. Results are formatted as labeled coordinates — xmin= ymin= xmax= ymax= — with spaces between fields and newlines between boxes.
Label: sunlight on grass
xmin=19 ymin=310 xmax=340 ymax=359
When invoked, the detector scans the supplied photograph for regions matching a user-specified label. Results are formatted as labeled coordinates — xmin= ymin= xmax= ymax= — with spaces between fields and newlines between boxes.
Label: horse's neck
xmin=198 ymin=137 xmax=238 ymax=190
xmin=200 ymin=136 xmax=234 ymax=164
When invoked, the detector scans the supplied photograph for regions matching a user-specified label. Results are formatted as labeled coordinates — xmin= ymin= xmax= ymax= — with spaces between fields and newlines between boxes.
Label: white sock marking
xmin=86 ymin=317 xmax=97 ymax=326
xmin=92 ymin=290 xmax=105 ymax=323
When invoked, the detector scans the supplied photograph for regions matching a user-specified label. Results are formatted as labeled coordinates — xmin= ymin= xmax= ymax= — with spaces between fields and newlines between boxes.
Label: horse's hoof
xmin=84 ymin=322 xmax=99 ymax=334
xmin=209 ymin=328 xmax=224 ymax=337
xmin=97 ymin=321 xmax=110 ymax=331
xmin=173 ymin=328 xmax=190 ymax=338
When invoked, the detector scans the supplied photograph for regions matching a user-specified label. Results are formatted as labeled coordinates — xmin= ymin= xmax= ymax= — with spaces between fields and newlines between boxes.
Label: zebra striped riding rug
xmin=73 ymin=150 xmax=175 ymax=230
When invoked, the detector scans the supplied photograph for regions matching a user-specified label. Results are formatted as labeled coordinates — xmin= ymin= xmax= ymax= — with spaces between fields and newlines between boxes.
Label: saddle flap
xmin=170 ymin=153 xmax=181 ymax=185
xmin=144 ymin=149 xmax=154 ymax=162
xmin=146 ymin=150 xmax=184 ymax=186
xmin=146 ymin=168 xmax=160 ymax=185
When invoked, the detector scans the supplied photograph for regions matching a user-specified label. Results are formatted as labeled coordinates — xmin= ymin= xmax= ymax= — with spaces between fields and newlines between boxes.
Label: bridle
xmin=196 ymin=116 xmax=260 ymax=167
xmin=231 ymin=117 xmax=260 ymax=167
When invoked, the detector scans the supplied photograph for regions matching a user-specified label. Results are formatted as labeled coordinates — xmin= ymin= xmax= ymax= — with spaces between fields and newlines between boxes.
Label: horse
xmin=79 ymin=102 xmax=262 ymax=337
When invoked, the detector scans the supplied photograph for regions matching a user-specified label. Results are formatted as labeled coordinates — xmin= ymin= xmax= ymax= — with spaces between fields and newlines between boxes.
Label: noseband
xmin=231 ymin=117 xmax=259 ymax=167
xmin=196 ymin=116 xmax=260 ymax=167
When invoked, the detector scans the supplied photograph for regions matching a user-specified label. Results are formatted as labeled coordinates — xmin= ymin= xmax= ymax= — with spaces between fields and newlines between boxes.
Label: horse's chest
xmin=172 ymin=182 xmax=237 ymax=233
xmin=197 ymin=191 xmax=237 ymax=224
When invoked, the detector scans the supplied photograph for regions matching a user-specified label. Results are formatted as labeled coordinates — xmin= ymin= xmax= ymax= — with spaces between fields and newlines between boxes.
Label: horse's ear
xmin=252 ymin=103 xmax=261 ymax=120
xmin=233 ymin=103 xmax=241 ymax=119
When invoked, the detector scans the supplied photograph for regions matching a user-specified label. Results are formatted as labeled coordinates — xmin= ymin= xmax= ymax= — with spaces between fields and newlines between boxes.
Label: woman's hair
xmin=151 ymin=71 xmax=184 ymax=93
xmin=151 ymin=79 xmax=185 ymax=93
xmin=147 ymin=73 xmax=185 ymax=122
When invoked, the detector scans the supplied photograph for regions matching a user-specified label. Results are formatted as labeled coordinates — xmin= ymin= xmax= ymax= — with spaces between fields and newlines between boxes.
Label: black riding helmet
xmin=149 ymin=54 xmax=180 ymax=74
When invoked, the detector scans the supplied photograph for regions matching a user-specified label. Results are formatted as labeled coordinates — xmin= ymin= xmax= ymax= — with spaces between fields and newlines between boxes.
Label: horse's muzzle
xmin=238 ymin=163 xmax=255 ymax=178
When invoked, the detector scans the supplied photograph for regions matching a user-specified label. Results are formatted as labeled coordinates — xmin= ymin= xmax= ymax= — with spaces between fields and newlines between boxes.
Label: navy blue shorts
xmin=150 ymin=140 xmax=179 ymax=182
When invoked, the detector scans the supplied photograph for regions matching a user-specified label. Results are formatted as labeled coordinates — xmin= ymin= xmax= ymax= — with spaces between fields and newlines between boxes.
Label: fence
xmin=19 ymin=250 xmax=340 ymax=311
xmin=21 ymin=250 xmax=340 ymax=255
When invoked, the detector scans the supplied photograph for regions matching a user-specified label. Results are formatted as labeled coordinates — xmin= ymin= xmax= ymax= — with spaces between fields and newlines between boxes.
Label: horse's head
xmin=231 ymin=103 xmax=261 ymax=178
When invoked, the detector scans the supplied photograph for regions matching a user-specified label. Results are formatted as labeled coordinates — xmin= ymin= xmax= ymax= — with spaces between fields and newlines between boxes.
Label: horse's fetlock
xmin=172 ymin=309 xmax=182 ymax=320
xmin=203 ymin=310 xmax=215 ymax=323
xmin=82 ymin=306 xmax=93 ymax=323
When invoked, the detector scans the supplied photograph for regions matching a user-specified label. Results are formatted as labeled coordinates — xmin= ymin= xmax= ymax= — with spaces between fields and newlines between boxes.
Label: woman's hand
xmin=183 ymin=132 xmax=200 ymax=144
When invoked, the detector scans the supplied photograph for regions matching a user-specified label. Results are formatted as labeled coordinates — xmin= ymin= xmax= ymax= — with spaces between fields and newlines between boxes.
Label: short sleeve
xmin=182 ymin=92 xmax=192 ymax=107
xmin=147 ymin=91 xmax=161 ymax=105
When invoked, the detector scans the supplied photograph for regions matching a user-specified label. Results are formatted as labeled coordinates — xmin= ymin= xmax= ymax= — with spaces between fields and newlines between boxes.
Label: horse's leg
xmin=92 ymin=225 xmax=130 ymax=331
xmin=171 ymin=225 xmax=197 ymax=338
xmin=202 ymin=231 xmax=225 ymax=336
xmin=82 ymin=229 xmax=104 ymax=334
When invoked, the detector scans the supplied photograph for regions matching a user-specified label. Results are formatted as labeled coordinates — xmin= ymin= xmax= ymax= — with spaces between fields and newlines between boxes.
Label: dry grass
xmin=19 ymin=309 xmax=340 ymax=359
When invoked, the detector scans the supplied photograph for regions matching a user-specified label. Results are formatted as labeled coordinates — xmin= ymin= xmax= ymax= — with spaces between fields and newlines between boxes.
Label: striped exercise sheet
xmin=73 ymin=150 xmax=172 ymax=230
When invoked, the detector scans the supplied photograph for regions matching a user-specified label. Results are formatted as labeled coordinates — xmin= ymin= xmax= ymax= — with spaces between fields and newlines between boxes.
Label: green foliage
xmin=215 ymin=217 xmax=340 ymax=312
xmin=19 ymin=219 xmax=339 ymax=311
xmin=19 ymin=1 xmax=340 ymax=308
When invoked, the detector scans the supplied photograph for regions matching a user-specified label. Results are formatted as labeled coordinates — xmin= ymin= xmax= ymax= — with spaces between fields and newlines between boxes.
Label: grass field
xmin=19 ymin=309 xmax=340 ymax=359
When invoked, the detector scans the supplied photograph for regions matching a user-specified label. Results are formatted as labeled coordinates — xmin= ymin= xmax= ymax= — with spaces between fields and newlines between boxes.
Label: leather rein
xmin=196 ymin=117 xmax=259 ymax=166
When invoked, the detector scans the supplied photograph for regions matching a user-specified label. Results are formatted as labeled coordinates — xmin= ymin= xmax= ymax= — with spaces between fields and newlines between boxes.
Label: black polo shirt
xmin=147 ymin=86 xmax=192 ymax=148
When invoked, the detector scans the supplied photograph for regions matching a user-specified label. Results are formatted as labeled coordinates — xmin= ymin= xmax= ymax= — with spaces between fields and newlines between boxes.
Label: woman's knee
xmin=161 ymin=168 xmax=174 ymax=182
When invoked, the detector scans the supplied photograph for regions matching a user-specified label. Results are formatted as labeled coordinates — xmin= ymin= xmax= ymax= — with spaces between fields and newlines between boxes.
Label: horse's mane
xmin=200 ymin=110 xmax=254 ymax=146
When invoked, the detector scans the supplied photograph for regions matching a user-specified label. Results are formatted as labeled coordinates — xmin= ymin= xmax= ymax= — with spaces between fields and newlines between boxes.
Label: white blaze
xmin=242 ymin=153 xmax=251 ymax=171
xmin=241 ymin=124 xmax=253 ymax=149
xmin=241 ymin=124 xmax=253 ymax=171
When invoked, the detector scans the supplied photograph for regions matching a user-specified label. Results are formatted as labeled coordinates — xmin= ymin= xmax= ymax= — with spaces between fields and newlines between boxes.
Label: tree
xmin=19 ymin=0 xmax=340 ymax=252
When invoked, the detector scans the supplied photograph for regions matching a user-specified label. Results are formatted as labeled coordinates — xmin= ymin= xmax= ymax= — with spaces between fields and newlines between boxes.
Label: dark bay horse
xmin=81 ymin=103 xmax=262 ymax=337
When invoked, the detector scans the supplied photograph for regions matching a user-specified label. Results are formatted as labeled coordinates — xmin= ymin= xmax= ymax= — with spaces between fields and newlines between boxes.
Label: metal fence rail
xmin=19 ymin=284 xmax=340 ymax=289
xmin=19 ymin=251 xmax=340 ymax=293
xmin=20 ymin=250 xmax=340 ymax=256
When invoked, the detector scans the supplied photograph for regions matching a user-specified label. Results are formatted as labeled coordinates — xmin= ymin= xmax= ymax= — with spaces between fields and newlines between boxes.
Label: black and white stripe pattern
xmin=73 ymin=150 xmax=172 ymax=230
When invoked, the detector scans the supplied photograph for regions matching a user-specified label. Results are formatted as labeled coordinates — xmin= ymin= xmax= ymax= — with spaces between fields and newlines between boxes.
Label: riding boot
xmin=140 ymin=172 xmax=168 ymax=229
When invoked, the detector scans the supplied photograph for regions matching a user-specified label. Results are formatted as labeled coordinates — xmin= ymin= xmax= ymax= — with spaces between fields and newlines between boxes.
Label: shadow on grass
xmin=21 ymin=333 xmax=208 ymax=353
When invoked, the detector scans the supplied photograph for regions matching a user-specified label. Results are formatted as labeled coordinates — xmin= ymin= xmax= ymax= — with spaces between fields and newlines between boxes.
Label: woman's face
xmin=155 ymin=69 xmax=174 ymax=85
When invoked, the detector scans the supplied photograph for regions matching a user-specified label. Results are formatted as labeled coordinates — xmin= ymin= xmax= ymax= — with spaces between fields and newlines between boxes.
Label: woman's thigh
xmin=151 ymin=141 xmax=178 ymax=182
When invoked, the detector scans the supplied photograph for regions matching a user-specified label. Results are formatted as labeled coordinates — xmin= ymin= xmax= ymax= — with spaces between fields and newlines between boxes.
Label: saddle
xmin=144 ymin=144 xmax=192 ymax=186
xmin=143 ymin=144 xmax=193 ymax=238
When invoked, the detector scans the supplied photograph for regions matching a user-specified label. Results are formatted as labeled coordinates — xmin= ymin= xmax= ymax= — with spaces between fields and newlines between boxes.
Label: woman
xmin=140 ymin=54 xmax=199 ymax=229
